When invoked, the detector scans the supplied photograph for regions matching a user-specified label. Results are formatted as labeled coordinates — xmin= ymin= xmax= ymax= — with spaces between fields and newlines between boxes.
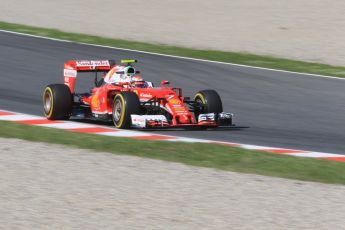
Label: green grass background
xmin=0 ymin=121 xmax=344 ymax=185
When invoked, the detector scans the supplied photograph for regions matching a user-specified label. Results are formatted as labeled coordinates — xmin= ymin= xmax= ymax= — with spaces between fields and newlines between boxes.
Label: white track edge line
xmin=0 ymin=29 xmax=344 ymax=81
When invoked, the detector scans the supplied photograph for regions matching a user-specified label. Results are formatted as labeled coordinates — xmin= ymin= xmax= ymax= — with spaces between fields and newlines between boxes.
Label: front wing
xmin=130 ymin=112 xmax=233 ymax=128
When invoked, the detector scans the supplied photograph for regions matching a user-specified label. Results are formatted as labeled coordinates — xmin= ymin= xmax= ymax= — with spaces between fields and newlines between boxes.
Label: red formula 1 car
xmin=42 ymin=59 xmax=233 ymax=129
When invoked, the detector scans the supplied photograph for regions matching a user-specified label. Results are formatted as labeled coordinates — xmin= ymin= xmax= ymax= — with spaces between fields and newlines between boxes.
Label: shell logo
xmin=169 ymin=98 xmax=180 ymax=105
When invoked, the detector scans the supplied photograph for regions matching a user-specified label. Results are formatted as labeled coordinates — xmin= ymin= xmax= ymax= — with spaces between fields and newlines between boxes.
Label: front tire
xmin=43 ymin=84 xmax=72 ymax=120
xmin=112 ymin=92 xmax=141 ymax=129
xmin=194 ymin=90 xmax=223 ymax=115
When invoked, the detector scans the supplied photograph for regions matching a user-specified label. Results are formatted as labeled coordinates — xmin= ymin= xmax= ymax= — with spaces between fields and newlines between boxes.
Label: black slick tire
xmin=194 ymin=89 xmax=223 ymax=114
xmin=112 ymin=91 xmax=141 ymax=129
xmin=43 ymin=84 xmax=72 ymax=120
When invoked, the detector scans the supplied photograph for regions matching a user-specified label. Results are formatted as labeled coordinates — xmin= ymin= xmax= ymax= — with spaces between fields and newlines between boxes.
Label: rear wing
xmin=64 ymin=60 xmax=116 ymax=93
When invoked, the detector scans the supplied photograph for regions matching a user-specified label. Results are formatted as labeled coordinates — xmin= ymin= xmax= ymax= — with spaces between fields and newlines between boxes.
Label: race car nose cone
xmin=178 ymin=114 xmax=190 ymax=124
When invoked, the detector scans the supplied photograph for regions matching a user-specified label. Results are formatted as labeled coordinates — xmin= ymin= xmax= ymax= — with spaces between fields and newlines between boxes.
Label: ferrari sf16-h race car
xmin=43 ymin=59 xmax=233 ymax=129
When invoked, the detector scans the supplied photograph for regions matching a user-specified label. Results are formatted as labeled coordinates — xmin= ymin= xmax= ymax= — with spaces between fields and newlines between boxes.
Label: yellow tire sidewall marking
xmin=194 ymin=93 xmax=206 ymax=104
xmin=43 ymin=87 xmax=54 ymax=118
xmin=114 ymin=94 xmax=126 ymax=128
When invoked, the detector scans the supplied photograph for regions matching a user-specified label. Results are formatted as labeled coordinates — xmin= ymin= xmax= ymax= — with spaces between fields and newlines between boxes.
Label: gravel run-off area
xmin=0 ymin=138 xmax=344 ymax=229
xmin=1 ymin=0 xmax=345 ymax=66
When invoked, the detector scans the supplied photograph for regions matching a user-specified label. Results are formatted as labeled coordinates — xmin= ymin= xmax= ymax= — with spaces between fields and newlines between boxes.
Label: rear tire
xmin=43 ymin=84 xmax=72 ymax=120
xmin=112 ymin=92 xmax=141 ymax=129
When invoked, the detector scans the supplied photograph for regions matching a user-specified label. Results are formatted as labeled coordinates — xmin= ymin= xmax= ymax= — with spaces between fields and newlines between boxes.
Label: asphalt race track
xmin=1 ymin=31 xmax=344 ymax=154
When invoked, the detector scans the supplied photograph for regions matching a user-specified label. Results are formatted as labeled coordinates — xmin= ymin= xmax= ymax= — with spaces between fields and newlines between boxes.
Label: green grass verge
xmin=0 ymin=120 xmax=344 ymax=185
xmin=1 ymin=21 xmax=345 ymax=78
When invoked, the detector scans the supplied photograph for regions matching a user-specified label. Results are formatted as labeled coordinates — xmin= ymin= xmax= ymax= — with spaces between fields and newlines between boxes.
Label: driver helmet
xmin=131 ymin=75 xmax=146 ymax=88
xmin=120 ymin=66 xmax=136 ymax=82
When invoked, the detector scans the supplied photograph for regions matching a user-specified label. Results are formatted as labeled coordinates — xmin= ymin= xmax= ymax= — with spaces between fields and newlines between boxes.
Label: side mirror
xmin=161 ymin=80 xmax=170 ymax=87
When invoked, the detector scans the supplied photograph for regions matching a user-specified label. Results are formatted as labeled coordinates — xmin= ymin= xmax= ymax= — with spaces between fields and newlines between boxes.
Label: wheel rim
xmin=195 ymin=96 xmax=206 ymax=113
xmin=195 ymin=97 xmax=203 ymax=105
xmin=44 ymin=90 xmax=52 ymax=114
xmin=113 ymin=98 xmax=123 ymax=124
